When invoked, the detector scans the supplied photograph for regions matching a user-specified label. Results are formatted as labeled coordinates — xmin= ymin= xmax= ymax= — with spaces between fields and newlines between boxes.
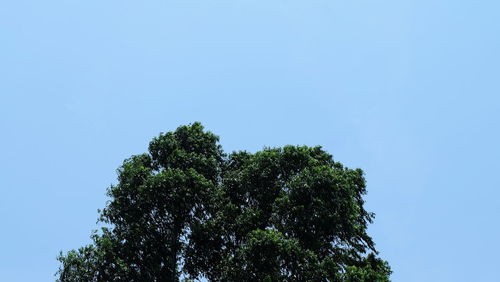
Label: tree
xmin=57 ymin=122 xmax=391 ymax=281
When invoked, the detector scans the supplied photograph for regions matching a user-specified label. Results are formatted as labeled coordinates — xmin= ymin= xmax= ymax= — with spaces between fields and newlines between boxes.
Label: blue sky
xmin=1 ymin=1 xmax=499 ymax=281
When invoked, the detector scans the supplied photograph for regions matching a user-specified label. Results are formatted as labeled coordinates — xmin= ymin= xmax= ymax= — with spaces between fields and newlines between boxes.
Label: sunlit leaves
xmin=57 ymin=123 xmax=391 ymax=282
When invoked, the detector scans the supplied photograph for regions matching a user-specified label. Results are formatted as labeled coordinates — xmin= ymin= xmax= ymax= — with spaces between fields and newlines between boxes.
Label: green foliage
xmin=57 ymin=122 xmax=391 ymax=281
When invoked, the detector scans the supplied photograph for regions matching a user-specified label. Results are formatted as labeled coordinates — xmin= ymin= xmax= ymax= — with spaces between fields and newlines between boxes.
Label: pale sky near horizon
xmin=1 ymin=1 xmax=499 ymax=281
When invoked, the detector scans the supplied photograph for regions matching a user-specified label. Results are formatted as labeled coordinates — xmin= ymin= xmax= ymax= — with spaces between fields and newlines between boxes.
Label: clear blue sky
xmin=1 ymin=1 xmax=499 ymax=281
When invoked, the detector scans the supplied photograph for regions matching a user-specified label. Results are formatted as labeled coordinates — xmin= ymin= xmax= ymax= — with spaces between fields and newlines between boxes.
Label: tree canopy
xmin=57 ymin=122 xmax=391 ymax=281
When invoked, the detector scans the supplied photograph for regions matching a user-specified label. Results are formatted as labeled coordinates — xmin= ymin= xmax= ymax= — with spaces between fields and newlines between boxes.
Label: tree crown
xmin=57 ymin=123 xmax=391 ymax=282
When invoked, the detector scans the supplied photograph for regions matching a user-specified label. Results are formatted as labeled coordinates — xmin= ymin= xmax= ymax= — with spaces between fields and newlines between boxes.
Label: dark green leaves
xmin=57 ymin=123 xmax=391 ymax=281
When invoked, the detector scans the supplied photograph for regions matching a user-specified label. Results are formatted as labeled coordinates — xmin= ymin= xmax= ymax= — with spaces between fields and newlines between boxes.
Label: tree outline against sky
xmin=57 ymin=122 xmax=391 ymax=282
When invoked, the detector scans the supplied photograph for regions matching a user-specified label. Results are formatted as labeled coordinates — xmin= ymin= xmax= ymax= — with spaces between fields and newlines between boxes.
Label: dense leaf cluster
xmin=57 ymin=123 xmax=391 ymax=281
